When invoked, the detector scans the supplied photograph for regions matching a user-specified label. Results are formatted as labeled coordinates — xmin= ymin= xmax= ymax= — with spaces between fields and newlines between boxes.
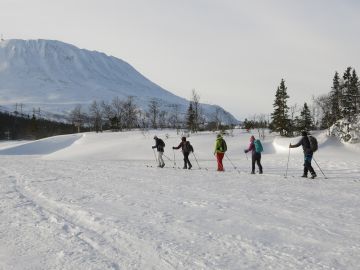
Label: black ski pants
xmin=252 ymin=152 xmax=263 ymax=173
xmin=183 ymin=152 xmax=192 ymax=168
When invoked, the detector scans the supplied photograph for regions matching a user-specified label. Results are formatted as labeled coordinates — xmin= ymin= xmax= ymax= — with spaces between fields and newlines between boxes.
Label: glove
xmin=244 ymin=150 xmax=247 ymax=153
xmin=172 ymin=147 xmax=175 ymax=149
xmin=289 ymin=144 xmax=292 ymax=148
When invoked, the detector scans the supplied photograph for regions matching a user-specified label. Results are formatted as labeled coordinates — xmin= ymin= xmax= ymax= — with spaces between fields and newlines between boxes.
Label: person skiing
xmin=172 ymin=137 xmax=193 ymax=169
xmin=214 ymin=134 xmax=226 ymax=171
xmin=152 ymin=135 xmax=165 ymax=168
xmin=244 ymin=135 xmax=263 ymax=174
xmin=289 ymin=131 xmax=317 ymax=179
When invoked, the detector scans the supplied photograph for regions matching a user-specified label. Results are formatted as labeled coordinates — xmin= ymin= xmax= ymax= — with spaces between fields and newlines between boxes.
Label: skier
xmin=214 ymin=134 xmax=227 ymax=171
xmin=152 ymin=135 xmax=165 ymax=168
xmin=289 ymin=131 xmax=317 ymax=179
xmin=244 ymin=135 xmax=263 ymax=174
xmin=172 ymin=137 xmax=194 ymax=169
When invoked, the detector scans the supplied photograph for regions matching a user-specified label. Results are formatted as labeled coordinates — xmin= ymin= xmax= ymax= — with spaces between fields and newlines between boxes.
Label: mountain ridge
xmin=0 ymin=39 xmax=238 ymax=124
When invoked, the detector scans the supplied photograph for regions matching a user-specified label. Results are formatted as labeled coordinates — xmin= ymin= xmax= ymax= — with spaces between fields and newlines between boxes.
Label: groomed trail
xmin=0 ymin=130 xmax=359 ymax=269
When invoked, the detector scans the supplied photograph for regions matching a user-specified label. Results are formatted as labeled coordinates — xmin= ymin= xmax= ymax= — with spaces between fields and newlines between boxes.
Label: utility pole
xmin=0 ymin=34 xmax=4 ymax=42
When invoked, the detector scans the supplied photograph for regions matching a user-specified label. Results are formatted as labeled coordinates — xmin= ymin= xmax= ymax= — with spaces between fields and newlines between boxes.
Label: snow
xmin=0 ymin=129 xmax=359 ymax=269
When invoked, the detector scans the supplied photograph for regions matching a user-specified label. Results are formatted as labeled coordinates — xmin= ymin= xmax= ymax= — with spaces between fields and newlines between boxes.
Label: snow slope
xmin=0 ymin=130 xmax=359 ymax=269
xmin=0 ymin=39 xmax=237 ymax=124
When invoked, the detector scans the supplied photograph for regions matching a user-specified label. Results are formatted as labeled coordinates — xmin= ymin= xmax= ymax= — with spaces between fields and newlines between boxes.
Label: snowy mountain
xmin=0 ymin=39 xmax=238 ymax=123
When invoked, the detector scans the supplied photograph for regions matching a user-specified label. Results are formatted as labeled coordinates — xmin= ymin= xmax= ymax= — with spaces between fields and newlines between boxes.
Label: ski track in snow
xmin=0 ymin=130 xmax=360 ymax=269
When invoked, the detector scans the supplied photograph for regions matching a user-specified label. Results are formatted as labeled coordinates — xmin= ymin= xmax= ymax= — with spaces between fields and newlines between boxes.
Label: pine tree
xmin=341 ymin=67 xmax=353 ymax=121
xmin=350 ymin=69 xmax=359 ymax=115
xmin=271 ymin=79 xmax=290 ymax=136
xmin=299 ymin=102 xmax=313 ymax=131
xmin=330 ymin=71 xmax=341 ymax=123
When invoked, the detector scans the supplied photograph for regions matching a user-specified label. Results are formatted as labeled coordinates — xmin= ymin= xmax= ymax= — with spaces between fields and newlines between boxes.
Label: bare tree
xmin=89 ymin=101 xmax=103 ymax=132
xmin=112 ymin=97 xmax=124 ymax=131
xmin=148 ymin=98 xmax=160 ymax=129
xmin=122 ymin=96 xmax=138 ymax=129
xmin=101 ymin=100 xmax=114 ymax=128
xmin=69 ymin=104 xmax=85 ymax=133
xmin=256 ymin=114 xmax=267 ymax=139
xmin=168 ymin=103 xmax=182 ymax=134
xmin=191 ymin=89 xmax=202 ymax=132
xmin=158 ymin=110 xmax=167 ymax=129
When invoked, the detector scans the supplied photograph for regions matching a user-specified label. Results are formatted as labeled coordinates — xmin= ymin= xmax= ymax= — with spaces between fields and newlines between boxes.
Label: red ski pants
xmin=216 ymin=152 xmax=224 ymax=171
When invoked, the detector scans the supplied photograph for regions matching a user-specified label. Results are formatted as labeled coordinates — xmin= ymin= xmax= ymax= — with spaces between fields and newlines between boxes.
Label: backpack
xmin=308 ymin=136 xmax=318 ymax=152
xmin=254 ymin=139 xmax=263 ymax=153
xmin=158 ymin=139 xmax=165 ymax=148
xmin=183 ymin=141 xmax=193 ymax=153
xmin=221 ymin=139 xmax=227 ymax=152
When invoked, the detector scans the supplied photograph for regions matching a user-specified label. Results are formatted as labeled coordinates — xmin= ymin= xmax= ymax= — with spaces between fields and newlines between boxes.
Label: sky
xmin=1 ymin=0 xmax=360 ymax=120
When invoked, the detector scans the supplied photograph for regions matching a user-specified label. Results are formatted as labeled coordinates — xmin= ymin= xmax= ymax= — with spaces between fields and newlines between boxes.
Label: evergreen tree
xmin=299 ymin=102 xmax=313 ymax=131
xmin=350 ymin=69 xmax=359 ymax=115
xmin=330 ymin=71 xmax=341 ymax=123
xmin=271 ymin=79 xmax=290 ymax=136
xmin=341 ymin=67 xmax=354 ymax=121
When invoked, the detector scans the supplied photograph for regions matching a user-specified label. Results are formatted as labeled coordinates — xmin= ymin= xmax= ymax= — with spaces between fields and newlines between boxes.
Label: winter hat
xmin=181 ymin=136 xmax=186 ymax=141
xmin=217 ymin=134 xmax=222 ymax=138
xmin=301 ymin=131 xmax=308 ymax=136
xmin=250 ymin=135 xmax=255 ymax=142
xmin=153 ymin=135 xmax=158 ymax=139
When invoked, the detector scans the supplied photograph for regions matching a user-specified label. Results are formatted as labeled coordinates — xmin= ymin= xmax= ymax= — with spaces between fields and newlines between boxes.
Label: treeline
xmin=269 ymin=67 xmax=359 ymax=137
xmin=0 ymin=111 xmax=77 ymax=140
xmin=315 ymin=67 xmax=359 ymax=130
xmin=70 ymin=90 xmax=234 ymax=133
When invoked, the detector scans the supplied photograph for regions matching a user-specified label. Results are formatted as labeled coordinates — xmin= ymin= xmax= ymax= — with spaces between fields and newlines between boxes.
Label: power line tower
xmin=1 ymin=34 xmax=4 ymax=42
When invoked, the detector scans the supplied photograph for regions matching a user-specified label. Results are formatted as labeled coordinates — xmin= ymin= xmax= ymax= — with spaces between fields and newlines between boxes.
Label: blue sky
xmin=1 ymin=0 xmax=360 ymax=119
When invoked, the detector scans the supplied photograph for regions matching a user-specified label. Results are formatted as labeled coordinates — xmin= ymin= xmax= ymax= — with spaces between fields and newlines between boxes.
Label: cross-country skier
xmin=172 ymin=137 xmax=194 ymax=169
xmin=152 ymin=135 xmax=165 ymax=168
xmin=244 ymin=135 xmax=263 ymax=174
xmin=214 ymin=134 xmax=227 ymax=171
xmin=289 ymin=131 xmax=317 ymax=179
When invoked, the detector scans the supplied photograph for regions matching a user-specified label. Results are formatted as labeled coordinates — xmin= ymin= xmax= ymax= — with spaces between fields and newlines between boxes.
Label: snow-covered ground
xmin=0 ymin=129 xmax=359 ymax=270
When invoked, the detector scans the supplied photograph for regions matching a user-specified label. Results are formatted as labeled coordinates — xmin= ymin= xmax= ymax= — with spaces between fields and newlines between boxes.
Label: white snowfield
xmin=0 ymin=130 xmax=359 ymax=270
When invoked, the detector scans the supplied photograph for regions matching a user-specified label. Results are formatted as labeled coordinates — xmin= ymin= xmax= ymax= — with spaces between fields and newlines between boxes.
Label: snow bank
xmin=0 ymin=134 xmax=82 ymax=155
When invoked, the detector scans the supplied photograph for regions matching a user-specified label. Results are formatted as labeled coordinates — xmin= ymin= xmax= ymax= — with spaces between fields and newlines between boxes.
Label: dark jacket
xmin=173 ymin=141 xmax=193 ymax=153
xmin=292 ymin=136 xmax=312 ymax=155
xmin=152 ymin=138 xmax=165 ymax=152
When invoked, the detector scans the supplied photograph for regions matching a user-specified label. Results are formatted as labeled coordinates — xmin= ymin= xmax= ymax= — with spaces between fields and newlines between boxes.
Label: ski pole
xmin=162 ymin=153 xmax=173 ymax=161
xmin=313 ymin=157 xmax=328 ymax=179
xmin=192 ymin=152 xmax=202 ymax=170
xmin=285 ymin=147 xmax=291 ymax=178
xmin=225 ymin=153 xmax=241 ymax=175
xmin=152 ymin=148 xmax=158 ymax=163
xmin=173 ymin=149 xmax=177 ymax=167
xmin=245 ymin=152 xmax=249 ymax=160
